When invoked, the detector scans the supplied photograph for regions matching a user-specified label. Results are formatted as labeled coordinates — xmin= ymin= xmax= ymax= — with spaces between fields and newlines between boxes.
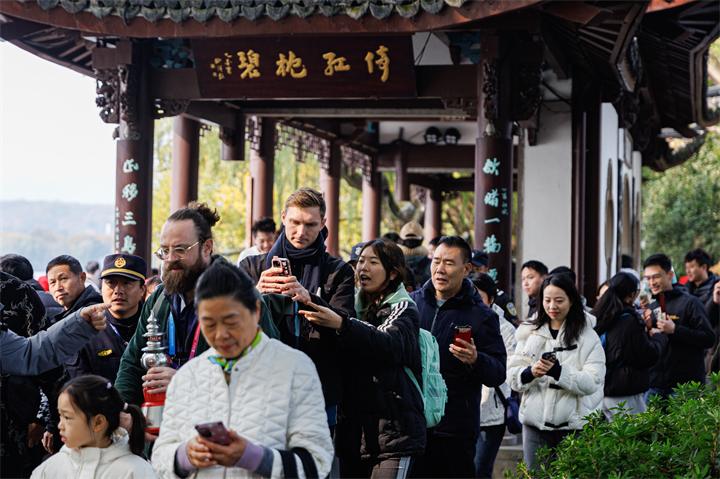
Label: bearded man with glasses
xmin=115 ymin=202 xmax=278 ymax=445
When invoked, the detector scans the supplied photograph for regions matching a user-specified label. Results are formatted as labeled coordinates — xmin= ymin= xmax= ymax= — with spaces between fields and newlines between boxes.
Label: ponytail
xmin=125 ymin=403 xmax=147 ymax=458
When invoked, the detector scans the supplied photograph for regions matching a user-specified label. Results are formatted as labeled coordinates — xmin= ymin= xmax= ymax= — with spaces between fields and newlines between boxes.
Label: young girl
xmin=31 ymin=375 xmax=156 ymax=479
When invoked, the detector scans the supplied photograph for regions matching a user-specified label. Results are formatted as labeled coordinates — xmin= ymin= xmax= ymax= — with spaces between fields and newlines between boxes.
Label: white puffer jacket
xmin=31 ymin=429 xmax=156 ymax=479
xmin=480 ymin=304 xmax=517 ymax=427
xmin=507 ymin=313 xmax=605 ymax=431
xmin=152 ymin=334 xmax=334 ymax=479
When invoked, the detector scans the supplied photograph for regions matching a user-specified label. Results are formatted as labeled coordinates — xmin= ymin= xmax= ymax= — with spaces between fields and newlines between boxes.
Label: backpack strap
xmin=404 ymin=366 xmax=423 ymax=399
xmin=152 ymin=290 xmax=167 ymax=317
xmin=292 ymin=447 xmax=319 ymax=479
xmin=279 ymin=450 xmax=299 ymax=479
xmin=494 ymin=386 xmax=510 ymax=409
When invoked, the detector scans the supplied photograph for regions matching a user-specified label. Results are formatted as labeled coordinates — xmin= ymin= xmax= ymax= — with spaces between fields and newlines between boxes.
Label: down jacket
xmin=31 ymin=428 xmax=156 ymax=479
xmin=152 ymin=334 xmax=334 ymax=479
xmin=480 ymin=304 xmax=517 ymax=427
xmin=335 ymin=284 xmax=425 ymax=461
xmin=507 ymin=314 xmax=605 ymax=431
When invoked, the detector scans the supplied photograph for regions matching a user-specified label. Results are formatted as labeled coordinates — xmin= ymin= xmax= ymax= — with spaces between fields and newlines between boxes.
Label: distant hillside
xmin=1 ymin=201 xmax=114 ymax=274
xmin=1 ymin=200 xmax=113 ymax=236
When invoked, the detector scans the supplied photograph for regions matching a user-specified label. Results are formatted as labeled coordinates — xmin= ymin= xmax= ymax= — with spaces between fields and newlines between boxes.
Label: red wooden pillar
xmin=114 ymin=42 xmax=154 ymax=273
xmin=424 ymin=188 xmax=442 ymax=241
xmin=474 ymin=35 xmax=513 ymax=295
xmin=362 ymin=166 xmax=382 ymax=242
xmin=320 ymin=143 xmax=341 ymax=257
xmin=171 ymin=115 xmax=200 ymax=213
xmin=250 ymin=117 xmax=275 ymax=226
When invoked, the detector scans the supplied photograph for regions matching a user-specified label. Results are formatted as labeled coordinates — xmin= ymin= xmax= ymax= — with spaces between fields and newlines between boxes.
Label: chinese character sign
xmin=192 ymin=36 xmax=416 ymax=99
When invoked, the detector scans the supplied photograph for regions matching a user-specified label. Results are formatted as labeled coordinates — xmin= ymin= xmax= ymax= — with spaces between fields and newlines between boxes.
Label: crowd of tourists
xmin=0 ymin=186 xmax=717 ymax=479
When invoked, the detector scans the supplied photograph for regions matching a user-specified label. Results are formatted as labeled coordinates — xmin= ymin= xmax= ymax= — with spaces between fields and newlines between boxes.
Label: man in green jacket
xmin=115 ymin=202 xmax=278 ymax=441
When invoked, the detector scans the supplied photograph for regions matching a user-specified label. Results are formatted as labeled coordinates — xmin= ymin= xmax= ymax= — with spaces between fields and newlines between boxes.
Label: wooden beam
xmin=378 ymin=144 xmax=475 ymax=172
xmin=0 ymin=17 xmax=50 ymax=41
xmin=184 ymin=101 xmax=239 ymax=130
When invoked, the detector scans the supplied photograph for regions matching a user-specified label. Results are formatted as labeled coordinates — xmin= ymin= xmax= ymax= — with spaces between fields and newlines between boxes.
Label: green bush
xmin=508 ymin=374 xmax=720 ymax=478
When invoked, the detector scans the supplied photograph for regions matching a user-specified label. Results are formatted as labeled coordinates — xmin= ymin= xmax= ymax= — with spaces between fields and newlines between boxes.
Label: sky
xmin=0 ymin=41 xmax=117 ymax=206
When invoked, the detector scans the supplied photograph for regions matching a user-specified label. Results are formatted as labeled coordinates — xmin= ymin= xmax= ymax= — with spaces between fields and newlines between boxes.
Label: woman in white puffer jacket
xmin=507 ymin=274 xmax=605 ymax=472
xmin=152 ymin=262 xmax=334 ymax=479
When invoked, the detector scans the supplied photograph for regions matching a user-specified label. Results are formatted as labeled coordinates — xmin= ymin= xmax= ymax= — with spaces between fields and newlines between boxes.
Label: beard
xmin=162 ymin=254 xmax=207 ymax=296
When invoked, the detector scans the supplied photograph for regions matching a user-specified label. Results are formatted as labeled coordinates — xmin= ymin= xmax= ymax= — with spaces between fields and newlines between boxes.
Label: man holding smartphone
xmin=239 ymin=187 xmax=355 ymax=429
xmin=409 ymin=236 xmax=507 ymax=478
xmin=642 ymin=253 xmax=714 ymax=402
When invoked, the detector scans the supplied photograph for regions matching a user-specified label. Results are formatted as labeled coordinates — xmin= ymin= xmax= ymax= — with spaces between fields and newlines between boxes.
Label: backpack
xmin=404 ymin=329 xmax=448 ymax=428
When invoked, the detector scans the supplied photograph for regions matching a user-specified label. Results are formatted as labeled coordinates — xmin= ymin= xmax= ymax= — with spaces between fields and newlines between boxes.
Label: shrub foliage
xmin=508 ymin=374 xmax=720 ymax=478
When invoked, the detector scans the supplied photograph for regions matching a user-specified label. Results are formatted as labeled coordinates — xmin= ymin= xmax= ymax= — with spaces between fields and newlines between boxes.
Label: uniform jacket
xmin=261 ymin=293 xmax=342 ymax=408
xmin=31 ymin=428 xmax=156 ymax=479
xmin=494 ymin=290 xmax=519 ymax=325
xmin=410 ymin=278 xmax=507 ymax=440
xmin=62 ymin=287 xmax=104 ymax=379
xmin=152 ymin=335 xmax=334 ymax=479
xmin=686 ymin=273 xmax=719 ymax=306
xmin=648 ymin=285 xmax=714 ymax=388
xmin=115 ymin=283 xmax=278 ymax=406
xmin=594 ymin=305 xmax=666 ymax=397
xmin=507 ymin=314 xmax=605 ymax=431
xmin=335 ymin=284 xmax=425 ymax=461
xmin=480 ymin=305 xmax=517 ymax=427
xmin=66 ymin=309 xmax=141 ymax=385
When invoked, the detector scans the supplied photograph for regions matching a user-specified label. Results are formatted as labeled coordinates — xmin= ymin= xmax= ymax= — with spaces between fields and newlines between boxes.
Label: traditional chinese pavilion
xmin=1 ymin=0 xmax=718 ymax=315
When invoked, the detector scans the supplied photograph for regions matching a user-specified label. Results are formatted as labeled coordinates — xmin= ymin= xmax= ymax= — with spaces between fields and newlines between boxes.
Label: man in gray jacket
xmin=1 ymin=302 xmax=109 ymax=376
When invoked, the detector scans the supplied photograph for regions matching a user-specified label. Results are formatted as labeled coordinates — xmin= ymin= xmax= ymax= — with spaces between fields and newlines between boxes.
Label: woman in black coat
xmin=301 ymin=238 xmax=425 ymax=479
xmin=592 ymin=272 xmax=667 ymax=421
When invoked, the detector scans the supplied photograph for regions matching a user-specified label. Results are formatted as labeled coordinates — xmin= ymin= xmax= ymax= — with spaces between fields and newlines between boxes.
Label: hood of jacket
xmin=354 ymin=283 xmax=415 ymax=321
xmin=399 ymin=244 xmax=429 ymax=258
xmin=686 ymin=273 xmax=719 ymax=294
xmin=60 ymin=428 xmax=133 ymax=468
xmin=516 ymin=310 xmax=597 ymax=344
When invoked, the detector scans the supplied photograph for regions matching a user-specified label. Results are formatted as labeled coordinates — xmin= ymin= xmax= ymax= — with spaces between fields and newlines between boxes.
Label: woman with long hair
xmin=301 ymin=238 xmax=425 ymax=479
xmin=507 ymin=274 xmax=605 ymax=471
xmin=592 ymin=272 xmax=666 ymax=420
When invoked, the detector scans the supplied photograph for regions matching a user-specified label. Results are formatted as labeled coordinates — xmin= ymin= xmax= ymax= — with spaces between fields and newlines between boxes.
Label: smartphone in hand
xmin=272 ymin=258 xmax=291 ymax=277
xmin=454 ymin=326 xmax=472 ymax=348
xmin=195 ymin=422 xmax=232 ymax=445
xmin=541 ymin=351 xmax=557 ymax=363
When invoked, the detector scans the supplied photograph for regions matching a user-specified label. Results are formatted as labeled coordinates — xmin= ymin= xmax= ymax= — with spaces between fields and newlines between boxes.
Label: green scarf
xmin=354 ymin=283 xmax=416 ymax=322
xmin=208 ymin=329 xmax=263 ymax=373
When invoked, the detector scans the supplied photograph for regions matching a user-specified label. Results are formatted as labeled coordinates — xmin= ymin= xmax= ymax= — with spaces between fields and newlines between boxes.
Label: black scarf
xmin=266 ymin=231 xmax=326 ymax=297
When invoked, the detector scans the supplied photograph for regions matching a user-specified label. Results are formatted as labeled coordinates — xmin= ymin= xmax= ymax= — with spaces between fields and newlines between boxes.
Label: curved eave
xmin=0 ymin=0 xmax=542 ymax=38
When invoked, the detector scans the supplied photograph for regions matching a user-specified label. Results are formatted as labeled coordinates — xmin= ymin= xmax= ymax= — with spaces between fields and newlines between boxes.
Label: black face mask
xmin=401 ymin=238 xmax=423 ymax=250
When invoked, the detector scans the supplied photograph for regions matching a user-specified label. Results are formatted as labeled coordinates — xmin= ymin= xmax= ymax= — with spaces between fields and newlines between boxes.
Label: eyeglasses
xmin=643 ymin=273 xmax=665 ymax=282
xmin=155 ymin=241 xmax=201 ymax=261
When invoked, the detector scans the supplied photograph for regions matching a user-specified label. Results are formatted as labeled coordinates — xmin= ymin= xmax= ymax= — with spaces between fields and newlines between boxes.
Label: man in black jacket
xmin=684 ymin=249 xmax=719 ymax=305
xmin=409 ymin=236 xmax=506 ymax=478
xmin=643 ymin=253 xmax=714 ymax=401
xmin=47 ymin=255 xmax=104 ymax=379
xmin=239 ymin=187 xmax=355 ymax=428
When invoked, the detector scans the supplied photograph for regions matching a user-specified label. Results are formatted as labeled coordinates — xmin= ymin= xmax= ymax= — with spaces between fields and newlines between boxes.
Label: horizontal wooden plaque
xmin=192 ymin=36 xmax=416 ymax=99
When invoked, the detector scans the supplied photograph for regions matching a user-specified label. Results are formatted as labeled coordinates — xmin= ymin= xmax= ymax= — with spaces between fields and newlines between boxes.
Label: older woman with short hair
xmin=152 ymin=261 xmax=333 ymax=478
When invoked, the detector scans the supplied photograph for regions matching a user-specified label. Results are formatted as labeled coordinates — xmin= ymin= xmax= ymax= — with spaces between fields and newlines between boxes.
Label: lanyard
xmin=108 ymin=321 xmax=128 ymax=346
xmin=168 ymin=312 xmax=202 ymax=360
xmin=294 ymin=301 xmax=300 ymax=349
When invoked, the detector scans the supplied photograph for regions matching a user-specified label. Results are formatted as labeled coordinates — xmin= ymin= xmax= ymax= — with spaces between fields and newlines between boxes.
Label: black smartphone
xmin=541 ymin=351 xmax=557 ymax=362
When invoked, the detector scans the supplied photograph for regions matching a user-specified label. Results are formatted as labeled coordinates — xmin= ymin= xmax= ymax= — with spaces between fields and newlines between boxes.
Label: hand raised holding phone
xmin=188 ymin=422 xmax=247 ymax=468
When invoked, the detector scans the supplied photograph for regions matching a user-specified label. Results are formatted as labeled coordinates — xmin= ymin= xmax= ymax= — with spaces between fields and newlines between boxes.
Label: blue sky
xmin=1 ymin=42 xmax=117 ymax=205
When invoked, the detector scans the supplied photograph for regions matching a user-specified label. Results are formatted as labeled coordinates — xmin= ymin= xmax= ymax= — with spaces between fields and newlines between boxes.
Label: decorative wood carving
xmin=95 ymin=68 xmax=120 ymax=124
xmin=153 ymin=99 xmax=190 ymax=119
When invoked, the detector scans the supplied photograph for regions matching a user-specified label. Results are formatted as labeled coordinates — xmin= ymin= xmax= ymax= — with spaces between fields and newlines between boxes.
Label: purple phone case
xmin=195 ymin=422 xmax=232 ymax=445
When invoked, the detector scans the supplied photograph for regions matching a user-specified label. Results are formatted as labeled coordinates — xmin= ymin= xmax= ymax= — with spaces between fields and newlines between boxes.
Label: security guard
xmin=68 ymin=254 xmax=147 ymax=384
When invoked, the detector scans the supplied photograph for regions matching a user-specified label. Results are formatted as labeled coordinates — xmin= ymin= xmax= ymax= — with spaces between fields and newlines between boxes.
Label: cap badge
xmin=115 ymin=257 xmax=126 ymax=268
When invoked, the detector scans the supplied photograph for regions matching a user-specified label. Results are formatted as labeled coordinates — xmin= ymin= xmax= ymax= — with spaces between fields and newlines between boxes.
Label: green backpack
xmin=404 ymin=329 xmax=448 ymax=428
